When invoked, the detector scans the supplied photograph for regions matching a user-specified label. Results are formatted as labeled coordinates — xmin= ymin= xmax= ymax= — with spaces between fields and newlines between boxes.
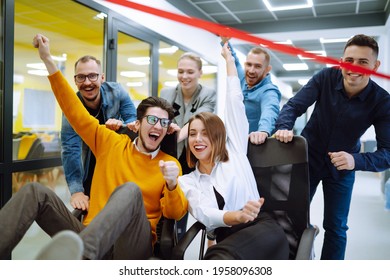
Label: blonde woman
xmin=160 ymin=52 xmax=216 ymax=239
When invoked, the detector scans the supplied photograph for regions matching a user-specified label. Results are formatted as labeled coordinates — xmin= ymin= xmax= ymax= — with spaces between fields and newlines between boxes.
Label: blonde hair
xmin=178 ymin=52 xmax=202 ymax=70
xmin=248 ymin=46 xmax=270 ymax=66
xmin=74 ymin=55 xmax=102 ymax=72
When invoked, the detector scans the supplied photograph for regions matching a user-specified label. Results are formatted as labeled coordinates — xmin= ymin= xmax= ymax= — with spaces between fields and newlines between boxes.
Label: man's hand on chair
xmin=105 ymin=118 xmax=123 ymax=131
xmin=71 ymin=192 xmax=89 ymax=211
xmin=274 ymin=129 xmax=294 ymax=143
xmin=249 ymin=131 xmax=268 ymax=145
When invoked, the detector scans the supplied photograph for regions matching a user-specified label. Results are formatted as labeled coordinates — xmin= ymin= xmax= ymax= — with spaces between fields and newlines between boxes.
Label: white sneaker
xmin=35 ymin=230 xmax=84 ymax=260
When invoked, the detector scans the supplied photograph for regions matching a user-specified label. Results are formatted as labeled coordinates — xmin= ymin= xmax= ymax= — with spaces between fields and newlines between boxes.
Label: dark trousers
xmin=204 ymin=212 xmax=289 ymax=260
xmin=0 ymin=182 xmax=152 ymax=260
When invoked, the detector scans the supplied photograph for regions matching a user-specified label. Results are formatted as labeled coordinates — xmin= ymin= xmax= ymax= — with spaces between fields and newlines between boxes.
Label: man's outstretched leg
xmin=0 ymin=183 xmax=83 ymax=259
xmin=79 ymin=183 xmax=153 ymax=260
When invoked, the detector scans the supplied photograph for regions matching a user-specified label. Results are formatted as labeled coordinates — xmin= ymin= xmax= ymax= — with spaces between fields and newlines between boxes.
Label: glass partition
xmin=116 ymin=31 xmax=151 ymax=107
xmin=12 ymin=0 xmax=104 ymax=190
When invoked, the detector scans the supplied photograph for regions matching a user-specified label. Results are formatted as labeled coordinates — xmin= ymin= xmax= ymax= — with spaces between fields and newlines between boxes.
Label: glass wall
xmin=9 ymin=0 xmax=219 ymax=196
xmin=116 ymin=31 xmax=151 ymax=107
xmin=11 ymin=0 xmax=105 ymax=191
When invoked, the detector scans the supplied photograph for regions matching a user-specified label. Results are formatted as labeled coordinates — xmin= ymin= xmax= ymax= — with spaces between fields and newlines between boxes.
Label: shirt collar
xmin=193 ymin=161 xmax=219 ymax=178
xmin=336 ymin=71 xmax=373 ymax=101
xmin=355 ymin=80 xmax=373 ymax=101
xmin=193 ymin=164 xmax=203 ymax=179
xmin=133 ymin=137 xmax=160 ymax=159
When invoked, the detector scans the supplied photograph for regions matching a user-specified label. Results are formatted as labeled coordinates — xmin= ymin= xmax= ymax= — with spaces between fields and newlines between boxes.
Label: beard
xmin=82 ymin=94 xmax=99 ymax=102
xmin=80 ymin=87 xmax=100 ymax=102
xmin=138 ymin=133 xmax=160 ymax=153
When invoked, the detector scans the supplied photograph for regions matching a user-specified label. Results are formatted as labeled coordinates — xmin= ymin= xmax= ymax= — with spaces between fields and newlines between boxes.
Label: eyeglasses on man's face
xmin=74 ymin=73 xmax=100 ymax=83
xmin=143 ymin=115 xmax=171 ymax=128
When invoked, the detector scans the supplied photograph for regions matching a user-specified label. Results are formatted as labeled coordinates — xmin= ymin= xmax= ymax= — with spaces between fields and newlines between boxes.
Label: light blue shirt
xmin=228 ymin=42 xmax=281 ymax=135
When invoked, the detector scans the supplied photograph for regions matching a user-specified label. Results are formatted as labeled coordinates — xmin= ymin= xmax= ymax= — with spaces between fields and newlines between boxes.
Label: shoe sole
xmin=35 ymin=230 xmax=84 ymax=260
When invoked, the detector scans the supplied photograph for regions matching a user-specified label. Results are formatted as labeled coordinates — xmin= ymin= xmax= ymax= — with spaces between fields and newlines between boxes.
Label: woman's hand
xmin=223 ymin=198 xmax=265 ymax=225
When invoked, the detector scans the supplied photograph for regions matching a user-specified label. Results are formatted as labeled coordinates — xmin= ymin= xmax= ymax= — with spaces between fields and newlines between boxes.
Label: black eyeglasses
xmin=143 ymin=115 xmax=171 ymax=128
xmin=74 ymin=73 xmax=100 ymax=83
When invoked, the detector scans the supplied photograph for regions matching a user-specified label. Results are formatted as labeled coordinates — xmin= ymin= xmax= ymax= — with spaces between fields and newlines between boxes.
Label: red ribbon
xmin=107 ymin=0 xmax=390 ymax=80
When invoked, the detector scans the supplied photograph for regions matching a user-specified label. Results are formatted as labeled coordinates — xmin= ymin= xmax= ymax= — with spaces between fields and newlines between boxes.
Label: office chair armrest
xmin=171 ymin=221 xmax=206 ymax=260
xmin=71 ymin=209 xmax=87 ymax=222
xmin=295 ymin=226 xmax=319 ymax=260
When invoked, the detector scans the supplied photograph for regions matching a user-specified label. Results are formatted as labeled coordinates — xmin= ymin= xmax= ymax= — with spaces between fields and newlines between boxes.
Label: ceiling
xmin=166 ymin=0 xmax=390 ymax=91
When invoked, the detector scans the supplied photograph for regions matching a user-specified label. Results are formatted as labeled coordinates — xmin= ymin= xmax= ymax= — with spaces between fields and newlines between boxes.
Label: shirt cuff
xmin=208 ymin=209 xmax=229 ymax=229
xmin=352 ymin=153 xmax=364 ymax=170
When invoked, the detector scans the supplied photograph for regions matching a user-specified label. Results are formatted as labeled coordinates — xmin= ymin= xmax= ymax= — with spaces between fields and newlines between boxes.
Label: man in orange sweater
xmin=0 ymin=34 xmax=187 ymax=260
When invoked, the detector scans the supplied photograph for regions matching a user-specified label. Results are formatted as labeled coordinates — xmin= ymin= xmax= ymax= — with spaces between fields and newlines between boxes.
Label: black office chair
xmin=15 ymin=138 xmax=55 ymax=191
xmin=247 ymin=136 xmax=318 ymax=259
xmin=72 ymin=126 xmax=179 ymax=259
xmin=171 ymin=136 xmax=318 ymax=260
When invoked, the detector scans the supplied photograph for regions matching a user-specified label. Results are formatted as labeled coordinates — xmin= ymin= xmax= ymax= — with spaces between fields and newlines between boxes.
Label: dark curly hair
xmin=136 ymin=96 xmax=175 ymax=121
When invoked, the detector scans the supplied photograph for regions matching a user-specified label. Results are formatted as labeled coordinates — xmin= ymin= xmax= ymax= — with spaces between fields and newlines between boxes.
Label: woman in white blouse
xmin=178 ymin=43 xmax=289 ymax=259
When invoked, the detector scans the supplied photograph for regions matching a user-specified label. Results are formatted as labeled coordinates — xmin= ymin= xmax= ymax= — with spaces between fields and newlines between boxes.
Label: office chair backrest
xmin=18 ymin=134 xmax=38 ymax=160
xmin=25 ymin=138 xmax=45 ymax=160
xmin=13 ymin=138 xmax=22 ymax=160
xmin=247 ymin=136 xmax=310 ymax=259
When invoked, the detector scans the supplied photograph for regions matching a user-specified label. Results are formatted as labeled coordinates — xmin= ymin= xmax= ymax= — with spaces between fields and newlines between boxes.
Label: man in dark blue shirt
xmin=274 ymin=34 xmax=390 ymax=260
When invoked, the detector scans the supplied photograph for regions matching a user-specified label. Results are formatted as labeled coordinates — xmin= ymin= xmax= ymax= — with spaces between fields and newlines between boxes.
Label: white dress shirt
xmin=179 ymin=76 xmax=260 ymax=232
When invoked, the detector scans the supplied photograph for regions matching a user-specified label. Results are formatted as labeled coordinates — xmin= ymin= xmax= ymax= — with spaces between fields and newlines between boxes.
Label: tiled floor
xmin=11 ymin=171 xmax=390 ymax=260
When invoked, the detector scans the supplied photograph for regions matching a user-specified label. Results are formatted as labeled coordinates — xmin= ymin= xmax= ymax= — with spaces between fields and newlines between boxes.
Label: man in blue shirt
xmin=274 ymin=34 xmax=390 ymax=259
xmin=221 ymin=37 xmax=281 ymax=145
xmin=62 ymin=55 xmax=136 ymax=211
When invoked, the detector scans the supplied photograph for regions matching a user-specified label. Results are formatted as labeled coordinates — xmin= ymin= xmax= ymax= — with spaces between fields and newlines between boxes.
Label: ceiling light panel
xmin=263 ymin=0 xmax=313 ymax=12
xmin=283 ymin=63 xmax=309 ymax=71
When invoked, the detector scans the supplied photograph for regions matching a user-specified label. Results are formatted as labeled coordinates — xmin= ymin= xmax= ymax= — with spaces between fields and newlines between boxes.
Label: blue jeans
xmin=310 ymin=172 xmax=355 ymax=260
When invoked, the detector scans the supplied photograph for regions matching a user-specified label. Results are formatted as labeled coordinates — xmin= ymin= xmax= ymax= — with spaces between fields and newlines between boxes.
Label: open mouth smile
xmin=149 ymin=132 xmax=161 ymax=141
